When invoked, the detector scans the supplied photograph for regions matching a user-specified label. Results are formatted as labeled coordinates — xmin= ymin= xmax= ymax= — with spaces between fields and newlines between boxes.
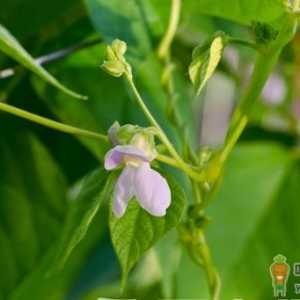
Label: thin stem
xmin=0 ymin=102 xmax=108 ymax=141
xmin=220 ymin=115 xmax=247 ymax=163
xmin=224 ymin=14 xmax=298 ymax=161
xmin=197 ymin=235 xmax=221 ymax=300
xmin=157 ymin=0 xmax=181 ymax=59
xmin=124 ymin=73 xmax=205 ymax=182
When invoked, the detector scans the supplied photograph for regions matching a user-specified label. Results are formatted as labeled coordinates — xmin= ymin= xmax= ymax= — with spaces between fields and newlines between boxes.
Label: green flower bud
xmin=102 ymin=39 xmax=131 ymax=78
xmin=102 ymin=60 xmax=125 ymax=77
xmin=112 ymin=39 xmax=127 ymax=58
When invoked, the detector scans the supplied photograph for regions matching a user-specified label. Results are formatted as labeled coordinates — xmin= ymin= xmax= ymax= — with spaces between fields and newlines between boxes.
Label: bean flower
xmin=104 ymin=123 xmax=171 ymax=218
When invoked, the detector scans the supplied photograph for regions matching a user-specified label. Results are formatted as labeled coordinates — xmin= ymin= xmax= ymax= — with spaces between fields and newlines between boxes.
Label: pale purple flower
xmin=104 ymin=145 xmax=171 ymax=218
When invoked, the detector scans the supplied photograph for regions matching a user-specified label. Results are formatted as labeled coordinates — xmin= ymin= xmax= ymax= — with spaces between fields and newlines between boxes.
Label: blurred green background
xmin=0 ymin=0 xmax=300 ymax=299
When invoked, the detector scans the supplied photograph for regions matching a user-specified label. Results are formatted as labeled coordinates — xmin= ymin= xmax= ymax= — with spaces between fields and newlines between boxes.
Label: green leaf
xmin=110 ymin=173 xmax=186 ymax=288
xmin=183 ymin=0 xmax=286 ymax=26
xmin=176 ymin=142 xmax=292 ymax=299
xmin=0 ymin=24 xmax=87 ymax=100
xmin=189 ymin=33 xmax=227 ymax=96
xmin=0 ymin=119 xmax=69 ymax=294
xmin=51 ymin=169 xmax=115 ymax=272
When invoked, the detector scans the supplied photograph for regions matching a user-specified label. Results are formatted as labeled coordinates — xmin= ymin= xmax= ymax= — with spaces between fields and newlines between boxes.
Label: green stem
xmin=157 ymin=0 xmax=181 ymax=59
xmin=124 ymin=73 xmax=205 ymax=182
xmin=0 ymin=102 xmax=108 ymax=141
xmin=225 ymin=13 xmax=298 ymax=157
xmin=185 ymin=231 xmax=221 ymax=300
xmin=0 ymin=102 xmax=203 ymax=175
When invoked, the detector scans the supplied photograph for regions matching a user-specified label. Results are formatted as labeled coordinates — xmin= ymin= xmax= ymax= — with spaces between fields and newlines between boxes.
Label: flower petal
xmin=113 ymin=166 xmax=135 ymax=218
xmin=104 ymin=145 xmax=149 ymax=170
xmin=134 ymin=163 xmax=171 ymax=217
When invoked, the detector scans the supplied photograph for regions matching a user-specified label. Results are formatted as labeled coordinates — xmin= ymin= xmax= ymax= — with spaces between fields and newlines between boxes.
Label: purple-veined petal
xmin=104 ymin=145 xmax=149 ymax=170
xmin=113 ymin=165 xmax=135 ymax=218
xmin=134 ymin=162 xmax=171 ymax=217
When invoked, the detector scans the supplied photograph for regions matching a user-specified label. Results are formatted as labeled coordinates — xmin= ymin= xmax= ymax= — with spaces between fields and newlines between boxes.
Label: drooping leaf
xmin=189 ymin=33 xmax=227 ymax=96
xmin=109 ymin=173 xmax=186 ymax=288
xmin=0 ymin=24 xmax=86 ymax=99
xmin=51 ymin=169 xmax=114 ymax=272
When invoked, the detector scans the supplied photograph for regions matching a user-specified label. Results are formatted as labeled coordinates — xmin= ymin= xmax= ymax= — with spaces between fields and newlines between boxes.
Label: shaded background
xmin=0 ymin=0 xmax=300 ymax=299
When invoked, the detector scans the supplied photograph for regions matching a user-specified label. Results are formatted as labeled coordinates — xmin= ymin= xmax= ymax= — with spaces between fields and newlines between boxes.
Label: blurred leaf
xmin=0 ymin=119 xmax=69 ymax=295
xmin=183 ymin=0 xmax=286 ymax=26
xmin=0 ymin=0 xmax=84 ymax=40
xmin=0 ymin=24 xmax=86 ymax=100
xmin=189 ymin=32 xmax=227 ymax=96
xmin=154 ymin=230 xmax=182 ymax=298
xmin=110 ymin=173 xmax=186 ymax=288
xmin=0 ymin=226 xmax=19 ymax=296
xmin=0 ymin=187 xmax=39 ymax=274
xmin=84 ymin=0 xmax=151 ymax=60
xmin=51 ymin=169 xmax=114 ymax=272
xmin=175 ymin=142 xmax=292 ymax=299
xmin=202 ymin=143 xmax=300 ymax=299
xmin=206 ymin=142 xmax=295 ymax=299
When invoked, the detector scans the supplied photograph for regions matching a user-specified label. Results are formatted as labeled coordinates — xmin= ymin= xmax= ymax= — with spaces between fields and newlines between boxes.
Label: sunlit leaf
xmin=189 ymin=33 xmax=227 ymax=96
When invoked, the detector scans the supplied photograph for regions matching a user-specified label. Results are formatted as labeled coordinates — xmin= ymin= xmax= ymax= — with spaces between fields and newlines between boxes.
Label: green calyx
xmin=101 ymin=39 xmax=132 ymax=77
xmin=108 ymin=122 xmax=158 ymax=158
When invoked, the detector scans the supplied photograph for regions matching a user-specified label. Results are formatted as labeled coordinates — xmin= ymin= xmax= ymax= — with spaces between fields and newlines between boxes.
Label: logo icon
xmin=270 ymin=254 xmax=290 ymax=297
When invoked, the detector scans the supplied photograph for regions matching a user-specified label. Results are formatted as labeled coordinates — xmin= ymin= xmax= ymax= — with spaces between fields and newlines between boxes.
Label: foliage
xmin=0 ymin=0 xmax=300 ymax=300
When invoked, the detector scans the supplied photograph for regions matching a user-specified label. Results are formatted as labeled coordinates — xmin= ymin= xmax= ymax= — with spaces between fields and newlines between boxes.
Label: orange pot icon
xmin=270 ymin=254 xmax=290 ymax=297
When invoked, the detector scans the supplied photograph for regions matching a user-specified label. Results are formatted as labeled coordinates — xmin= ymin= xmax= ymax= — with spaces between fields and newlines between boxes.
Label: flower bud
xmin=112 ymin=39 xmax=127 ymax=58
xmin=102 ymin=60 xmax=125 ymax=77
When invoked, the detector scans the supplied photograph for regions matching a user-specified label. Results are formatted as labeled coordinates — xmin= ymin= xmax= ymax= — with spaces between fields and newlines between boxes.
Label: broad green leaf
xmin=183 ymin=0 xmax=286 ymax=26
xmin=215 ymin=159 xmax=300 ymax=300
xmin=51 ymin=169 xmax=114 ymax=271
xmin=189 ymin=33 xmax=227 ymax=96
xmin=0 ymin=24 xmax=86 ymax=100
xmin=110 ymin=173 xmax=186 ymax=288
xmin=175 ymin=142 xmax=292 ymax=299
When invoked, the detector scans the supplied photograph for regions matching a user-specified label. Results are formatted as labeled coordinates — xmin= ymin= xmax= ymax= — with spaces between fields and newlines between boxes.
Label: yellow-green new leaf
xmin=0 ymin=24 xmax=87 ymax=100
xmin=189 ymin=33 xmax=227 ymax=96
